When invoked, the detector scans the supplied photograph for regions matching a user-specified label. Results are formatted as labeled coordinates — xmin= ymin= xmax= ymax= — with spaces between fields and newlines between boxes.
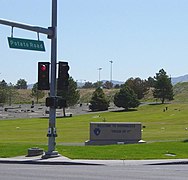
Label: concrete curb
xmin=0 ymin=155 xmax=104 ymax=166
xmin=0 ymin=156 xmax=188 ymax=166
xmin=0 ymin=159 xmax=103 ymax=166
xmin=148 ymin=160 xmax=188 ymax=165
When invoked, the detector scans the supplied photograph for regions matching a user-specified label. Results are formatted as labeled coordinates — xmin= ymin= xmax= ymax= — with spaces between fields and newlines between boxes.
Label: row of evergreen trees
xmin=0 ymin=79 xmax=28 ymax=104
xmin=89 ymin=69 xmax=174 ymax=111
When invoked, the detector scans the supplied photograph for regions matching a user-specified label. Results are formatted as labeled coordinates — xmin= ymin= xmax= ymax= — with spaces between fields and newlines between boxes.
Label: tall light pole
xmin=109 ymin=60 xmax=113 ymax=85
xmin=98 ymin=68 xmax=102 ymax=82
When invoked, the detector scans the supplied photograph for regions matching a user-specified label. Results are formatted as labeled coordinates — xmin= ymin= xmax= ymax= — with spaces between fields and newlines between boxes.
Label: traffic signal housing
xmin=57 ymin=61 xmax=70 ymax=91
xmin=38 ymin=62 xmax=50 ymax=90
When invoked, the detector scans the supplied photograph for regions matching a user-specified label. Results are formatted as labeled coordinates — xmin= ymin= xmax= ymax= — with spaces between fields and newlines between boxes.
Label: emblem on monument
xmin=94 ymin=128 xmax=101 ymax=136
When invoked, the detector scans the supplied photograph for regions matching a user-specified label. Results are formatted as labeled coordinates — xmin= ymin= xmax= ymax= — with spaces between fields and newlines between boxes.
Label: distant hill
xmin=101 ymin=80 xmax=124 ymax=85
xmin=173 ymin=82 xmax=188 ymax=102
xmin=171 ymin=75 xmax=188 ymax=85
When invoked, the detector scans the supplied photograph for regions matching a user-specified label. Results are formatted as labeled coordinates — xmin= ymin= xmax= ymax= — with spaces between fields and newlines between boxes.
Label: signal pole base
xmin=41 ymin=151 xmax=60 ymax=159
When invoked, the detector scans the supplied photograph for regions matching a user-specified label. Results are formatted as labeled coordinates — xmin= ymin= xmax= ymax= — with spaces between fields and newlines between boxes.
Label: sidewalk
xmin=0 ymin=155 xmax=188 ymax=166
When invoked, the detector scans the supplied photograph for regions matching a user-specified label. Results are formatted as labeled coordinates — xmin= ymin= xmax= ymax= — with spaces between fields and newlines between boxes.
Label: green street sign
xmin=8 ymin=37 xmax=45 ymax=52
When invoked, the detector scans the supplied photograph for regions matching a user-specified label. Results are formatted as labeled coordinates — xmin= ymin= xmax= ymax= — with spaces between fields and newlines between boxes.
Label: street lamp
xmin=109 ymin=60 xmax=113 ymax=84
xmin=98 ymin=68 xmax=102 ymax=82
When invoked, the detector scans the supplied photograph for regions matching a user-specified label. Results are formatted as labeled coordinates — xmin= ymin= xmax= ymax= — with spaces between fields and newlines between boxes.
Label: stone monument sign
xmin=85 ymin=122 xmax=142 ymax=145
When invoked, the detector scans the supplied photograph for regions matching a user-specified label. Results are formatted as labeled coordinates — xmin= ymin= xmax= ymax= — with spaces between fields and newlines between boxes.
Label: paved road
xmin=0 ymin=163 xmax=188 ymax=180
xmin=0 ymin=156 xmax=188 ymax=180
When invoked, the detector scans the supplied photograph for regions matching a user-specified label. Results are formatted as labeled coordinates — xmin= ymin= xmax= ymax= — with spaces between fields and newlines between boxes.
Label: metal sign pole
xmin=43 ymin=0 xmax=59 ymax=158
xmin=0 ymin=19 xmax=53 ymax=36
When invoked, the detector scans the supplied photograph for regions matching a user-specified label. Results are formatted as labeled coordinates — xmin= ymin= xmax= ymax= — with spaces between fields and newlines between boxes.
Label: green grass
xmin=1 ymin=142 xmax=188 ymax=160
xmin=57 ymin=141 xmax=188 ymax=160
xmin=1 ymin=103 xmax=188 ymax=159
xmin=0 ymin=143 xmax=45 ymax=158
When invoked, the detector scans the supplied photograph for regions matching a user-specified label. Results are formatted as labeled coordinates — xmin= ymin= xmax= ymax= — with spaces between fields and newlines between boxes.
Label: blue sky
xmin=0 ymin=0 xmax=188 ymax=84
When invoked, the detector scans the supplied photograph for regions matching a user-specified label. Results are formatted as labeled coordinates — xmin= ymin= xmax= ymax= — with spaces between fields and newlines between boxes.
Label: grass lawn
xmin=1 ymin=141 xmax=188 ymax=160
xmin=0 ymin=103 xmax=188 ymax=159
xmin=58 ymin=141 xmax=188 ymax=160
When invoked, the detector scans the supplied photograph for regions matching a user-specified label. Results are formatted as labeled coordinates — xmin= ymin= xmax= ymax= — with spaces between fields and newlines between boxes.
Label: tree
xmin=103 ymin=81 xmax=113 ymax=89
xmin=15 ymin=79 xmax=27 ymax=89
xmin=57 ymin=77 xmax=80 ymax=117
xmin=153 ymin=69 xmax=174 ymax=104
xmin=0 ymin=80 xmax=8 ymax=104
xmin=82 ymin=81 xmax=93 ymax=88
xmin=93 ymin=81 xmax=103 ymax=88
xmin=147 ymin=77 xmax=155 ymax=87
xmin=57 ymin=77 xmax=80 ymax=107
xmin=0 ymin=80 xmax=7 ymax=88
xmin=0 ymin=80 xmax=17 ymax=105
xmin=31 ymin=83 xmax=45 ymax=103
xmin=125 ymin=77 xmax=149 ymax=99
xmin=89 ymin=87 xmax=109 ymax=111
xmin=114 ymin=85 xmax=140 ymax=111
xmin=114 ymin=84 xmax=120 ymax=89
xmin=7 ymin=83 xmax=17 ymax=106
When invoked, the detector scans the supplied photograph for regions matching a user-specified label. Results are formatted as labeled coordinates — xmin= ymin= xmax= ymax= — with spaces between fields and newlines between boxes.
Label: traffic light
xmin=38 ymin=62 xmax=50 ymax=90
xmin=57 ymin=61 xmax=70 ymax=91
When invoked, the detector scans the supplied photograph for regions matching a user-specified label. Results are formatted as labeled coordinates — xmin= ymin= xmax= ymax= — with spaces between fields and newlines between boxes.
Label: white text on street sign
xmin=8 ymin=37 xmax=45 ymax=52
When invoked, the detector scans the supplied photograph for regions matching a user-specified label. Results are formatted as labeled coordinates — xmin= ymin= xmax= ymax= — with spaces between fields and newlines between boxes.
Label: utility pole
xmin=0 ymin=0 xmax=59 ymax=158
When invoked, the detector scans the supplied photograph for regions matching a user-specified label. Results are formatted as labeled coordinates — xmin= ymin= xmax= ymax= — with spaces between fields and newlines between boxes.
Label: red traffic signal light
xmin=41 ymin=64 xmax=47 ymax=71
xmin=38 ymin=62 xmax=50 ymax=90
